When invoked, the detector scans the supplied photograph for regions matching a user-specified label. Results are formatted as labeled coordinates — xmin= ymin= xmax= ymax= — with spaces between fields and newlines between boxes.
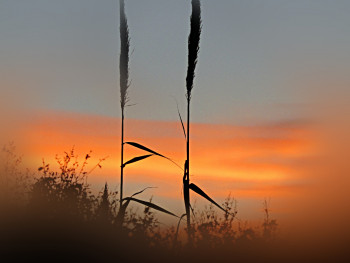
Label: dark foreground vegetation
xmin=1 ymin=144 xmax=348 ymax=263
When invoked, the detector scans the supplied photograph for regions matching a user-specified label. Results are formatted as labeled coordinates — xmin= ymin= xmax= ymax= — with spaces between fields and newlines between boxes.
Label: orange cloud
xmin=8 ymin=110 xmax=317 ymax=221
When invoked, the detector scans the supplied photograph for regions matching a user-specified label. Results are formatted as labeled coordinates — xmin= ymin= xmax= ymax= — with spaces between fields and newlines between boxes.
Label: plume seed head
xmin=119 ymin=0 xmax=130 ymax=110
xmin=186 ymin=0 xmax=202 ymax=101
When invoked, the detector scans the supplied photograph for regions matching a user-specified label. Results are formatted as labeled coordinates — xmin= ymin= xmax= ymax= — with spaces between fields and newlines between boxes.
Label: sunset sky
xmin=1 ymin=1 xmax=350 ymax=229
xmin=11 ymin=110 xmax=316 ymax=226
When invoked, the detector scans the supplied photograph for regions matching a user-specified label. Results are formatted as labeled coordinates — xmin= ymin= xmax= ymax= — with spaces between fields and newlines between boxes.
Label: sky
xmin=1 ymin=0 xmax=350 ymax=231
xmin=11 ymin=111 xmax=316 ymax=226
xmin=2 ymin=0 xmax=350 ymax=124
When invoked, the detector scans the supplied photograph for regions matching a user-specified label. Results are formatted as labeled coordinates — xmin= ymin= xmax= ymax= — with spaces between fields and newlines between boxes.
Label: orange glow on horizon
xmin=10 ymin=110 xmax=316 ymax=206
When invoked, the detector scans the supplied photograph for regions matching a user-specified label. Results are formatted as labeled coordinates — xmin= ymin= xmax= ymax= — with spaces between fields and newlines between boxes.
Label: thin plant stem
xmin=184 ymin=0 xmax=201 ymax=242
xmin=185 ymin=98 xmax=191 ymax=239
xmin=119 ymin=0 xmax=130 ymax=225
xmin=120 ymin=109 xmax=124 ymax=210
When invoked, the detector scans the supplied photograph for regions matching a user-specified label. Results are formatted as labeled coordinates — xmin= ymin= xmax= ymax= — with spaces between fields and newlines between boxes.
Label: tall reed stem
xmin=184 ymin=0 xmax=201 ymax=242
xmin=185 ymin=97 xmax=191 ymax=239
xmin=119 ymin=0 xmax=130 ymax=218
xmin=120 ymin=109 xmax=124 ymax=209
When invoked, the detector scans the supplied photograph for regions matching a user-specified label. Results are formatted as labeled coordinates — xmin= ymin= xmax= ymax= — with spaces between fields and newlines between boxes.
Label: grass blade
xmin=131 ymin=186 xmax=157 ymax=197
xmin=175 ymin=213 xmax=187 ymax=243
xmin=189 ymin=183 xmax=226 ymax=213
xmin=125 ymin=142 xmax=166 ymax=158
xmin=172 ymin=97 xmax=186 ymax=139
xmin=177 ymin=104 xmax=186 ymax=139
xmin=116 ymin=198 xmax=131 ymax=225
xmin=122 ymin=154 xmax=153 ymax=168
xmin=125 ymin=142 xmax=183 ymax=171
xmin=123 ymin=197 xmax=178 ymax=217
xmin=183 ymin=174 xmax=191 ymax=235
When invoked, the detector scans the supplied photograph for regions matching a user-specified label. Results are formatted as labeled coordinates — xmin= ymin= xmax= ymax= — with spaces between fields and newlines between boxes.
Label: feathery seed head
xmin=186 ymin=0 xmax=202 ymax=101
xmin=119 ymin=0 xmax=130 ymax=110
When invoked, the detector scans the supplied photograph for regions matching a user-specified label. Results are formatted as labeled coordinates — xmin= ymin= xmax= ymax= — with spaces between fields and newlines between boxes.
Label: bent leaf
xmin=116 ymin=199 xmax=131 ymax=224
xmin=125 ymin=142 xmax=166 ymax=158
xmin=125 ymin=141 xmax=183 ymax=171
xmin=177 ymin=110 xmax=186 ymax=139
xmin=175 ymin=100 xmax=186 ymax=139
xmin=189 ymin=183 xmax=226 ymax=213
xmin=183 ymin=179 xmax=190 ymax=220
xmin=123 ymin=197 xmax=178 ymax=217
xmin=122 ymin=154 xmax=153 ymax=167
xmin=175 ymin=213 xmax=187 ymax=242
xmin=131 ymin=186 xmax=157 ymax=197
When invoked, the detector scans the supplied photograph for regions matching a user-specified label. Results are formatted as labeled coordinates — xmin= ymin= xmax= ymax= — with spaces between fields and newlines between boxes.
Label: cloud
xmin=10 ymin=110 xmax=314 ymax=201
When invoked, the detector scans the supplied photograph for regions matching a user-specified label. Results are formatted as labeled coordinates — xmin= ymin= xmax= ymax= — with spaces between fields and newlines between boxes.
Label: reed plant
xmin=181 ymin=0 xmax=228 ymax=241
xmin=119 ymin=0 xmax=129 ymax=211
xmin=117 ymin=0 xmax=178 ymax=226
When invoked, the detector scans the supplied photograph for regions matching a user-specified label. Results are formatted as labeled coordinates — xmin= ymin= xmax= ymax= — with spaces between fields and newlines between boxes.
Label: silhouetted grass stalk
xmin=117 ymin=1 xmax=179 ymax=227
xmin=184 ymin=0 xmax=202 ymax=241
xmin=119 ymin=0 xmax=129 ymax=214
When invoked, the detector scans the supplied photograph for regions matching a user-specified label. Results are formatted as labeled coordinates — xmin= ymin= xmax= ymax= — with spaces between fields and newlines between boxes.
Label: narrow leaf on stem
xmin=125 ymin=142 xmax=183 ymax=171
xmin=116 ymin=198 xmax=131 ymax=225
xmin=131 ymin=187 xmax=157 ymax=197
xmin=125 ymin=142 xmax=166 ymax=158
xmin=122 ymin=154 xmax=153 ymax=168
xmin=123 ymin=197 xmax=178 ymax=217
xmin=189 ymin=183 xmax=227 ymax=213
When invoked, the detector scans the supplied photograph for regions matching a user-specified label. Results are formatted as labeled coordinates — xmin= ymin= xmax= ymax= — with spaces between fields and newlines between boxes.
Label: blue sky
xmin=1 ymin=0 xmax=350 ymax=124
